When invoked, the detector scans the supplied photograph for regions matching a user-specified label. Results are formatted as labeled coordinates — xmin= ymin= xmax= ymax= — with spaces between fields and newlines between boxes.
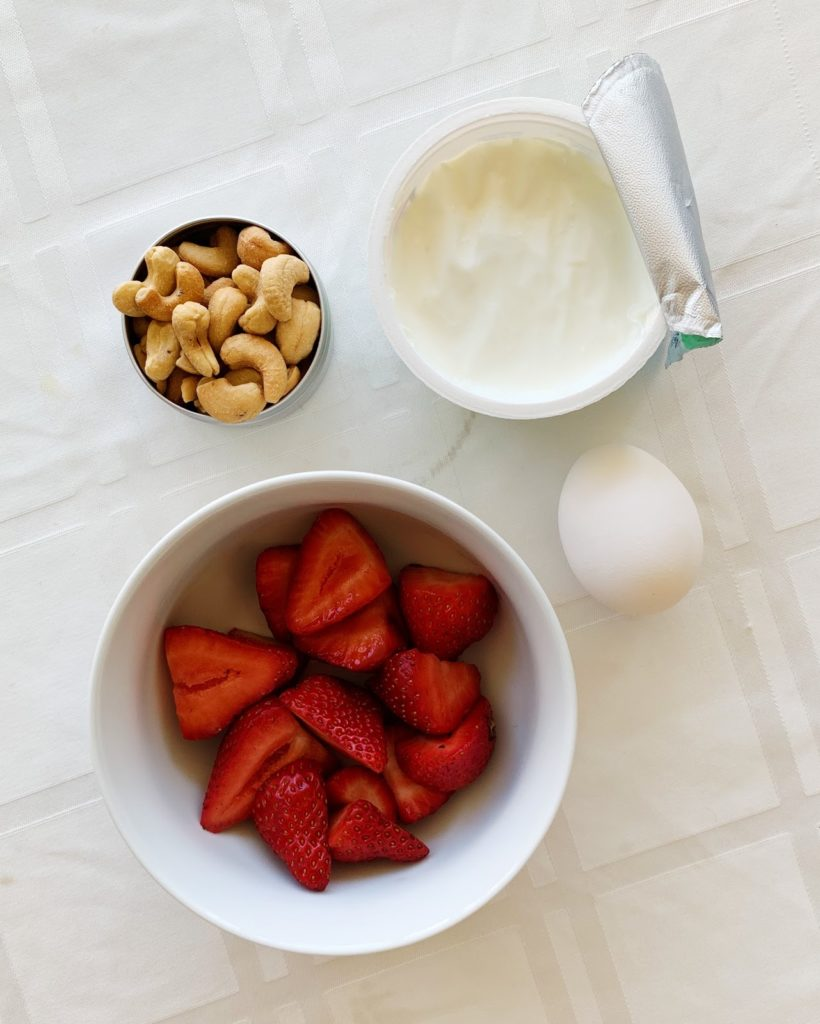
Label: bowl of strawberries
xmin=91 ymin=472 xmax=575 ymax=954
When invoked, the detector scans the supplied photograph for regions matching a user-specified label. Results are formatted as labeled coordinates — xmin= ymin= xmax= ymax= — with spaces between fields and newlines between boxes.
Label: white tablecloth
xmin=3 ymin=1 xmax=820 ymax=1021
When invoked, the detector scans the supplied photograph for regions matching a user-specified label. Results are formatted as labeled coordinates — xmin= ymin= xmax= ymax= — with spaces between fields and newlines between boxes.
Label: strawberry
xmin=398 ymin=566 xmax=498 ymax=660
xmin=293 ymin=589 xmax=406 ymax=672
xmin=395 ymin=697 xmax=495 ymax=792
xmin=164 ymin=626 xmax=299 ymax=739
xmin=256 ymin=545 xmax=299 ymax=641
xmin=201 ymin=696 xmax=336 ymax=833
xmin=374 ymin=649 xmax=480 ymax=734
xmin=383 ymin=724 xmax=449 ymax=823
xmin=252 ymin=758 xmax=331 ymax=891
xmin=280 ymin=675 xmax=387 ymax=772
xmin=227 ymin=627 xmax=282 ymax=647
xmin=285 ymin=509 xmax=391 ymax=636
xmin=328 ymin=800 xmax=428 ymax=863
xmin=326 ymin=766 xmax=398 ymax=821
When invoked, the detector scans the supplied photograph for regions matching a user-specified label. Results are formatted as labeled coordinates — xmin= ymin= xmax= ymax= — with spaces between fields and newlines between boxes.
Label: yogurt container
xmin=369 ymin=98 xmax=666 ymax=419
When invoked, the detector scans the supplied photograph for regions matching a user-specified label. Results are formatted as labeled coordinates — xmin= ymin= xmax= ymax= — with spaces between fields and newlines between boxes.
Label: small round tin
xmin=121 ymin=216 xmax=330 ymax=424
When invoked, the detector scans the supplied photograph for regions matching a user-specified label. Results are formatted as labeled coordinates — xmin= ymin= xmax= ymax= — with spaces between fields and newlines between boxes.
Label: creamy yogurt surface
xmin=389 ymin=135 xmax=659 ymax=404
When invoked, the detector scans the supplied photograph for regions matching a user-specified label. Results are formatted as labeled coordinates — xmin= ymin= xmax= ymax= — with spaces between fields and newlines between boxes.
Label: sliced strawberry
xmin=256 ymin=546 xmax=299 ymax=641
xmin=395 ymin=697 xmax=495 ymax=792
xmin=201 ymin=696 xmax=336 ymax=833
xmin=252 ymin=758 xmax=331 ymax=891
xmin=227 ymin=627 xmax=281 ymax=647
xmin=280 ymin=674 xmax=387 ymax=771
xmin=326 ymin=766 xmax=398 ymax=821
xmin=285 ymin=509 xmax=391 ymax=636
xmin=398 ymin=566 xmax=498 ymax=660
xmin=328 ymin=800 xmax=428 ymax=863
xmin=164 ymin=626 xmax=299 ymax=739
xmin=383 ymin=724 xmax=449 ymax=823
xmin=293 ymin=589 xmax=406 ymax=672
xmin=374 ymin=648 xmax=481 ymax=734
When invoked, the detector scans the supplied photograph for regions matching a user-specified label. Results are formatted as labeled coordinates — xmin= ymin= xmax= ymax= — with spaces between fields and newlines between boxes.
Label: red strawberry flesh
xmin=201 ymin=696 xmax=336 ymax=833
xmin=326 ymin=766 xmax=398 ymax=821
xmin=252 ymin=758 xmax=331 ymax=891
xmin=383 ymin=724 xmax=449 ymax=823
xmin=374 ymin=648 xmax=481 ymax=734
xmin=293 ymin=589 xmax=406 ymax=672
xmin=398 ymin=565 xmax=498 ymax=660
xmin=395 ymin=696 xmax=495 ymax=792
xmin=280 ymin=674 xmax=387 ymax=771
xmin=164 ymin=626 xmax=299 ymax=739
xmin=285 ymin=509 xmax=391 ymax=635
xmin=328 ymin=799 xmax=428 ymax=863
xmin=256 ymin=546 xmax=299 ymax=641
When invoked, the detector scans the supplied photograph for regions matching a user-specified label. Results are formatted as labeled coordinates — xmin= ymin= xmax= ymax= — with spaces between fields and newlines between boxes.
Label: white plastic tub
xmin=369 ymin=98 xmax=666 ymax=419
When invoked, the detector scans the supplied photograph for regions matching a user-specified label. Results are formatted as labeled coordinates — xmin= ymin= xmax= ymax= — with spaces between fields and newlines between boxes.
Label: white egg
xmin=558 ymin=444 xmax=703 ymax=615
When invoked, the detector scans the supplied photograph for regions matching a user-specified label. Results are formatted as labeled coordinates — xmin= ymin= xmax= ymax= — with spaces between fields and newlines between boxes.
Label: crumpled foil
xmin=583 ymin=53 xmax=722 ymax=365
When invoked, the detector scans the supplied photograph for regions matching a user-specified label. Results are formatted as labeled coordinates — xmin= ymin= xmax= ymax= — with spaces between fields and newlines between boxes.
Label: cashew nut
xmin=144 ymin=320 xmax=180 ymax=382
xmin=236 ymin=226 xmax=292 ymax=271
xmin=180 ymin=375 xmax=200 ymax=404
xmin=113 ymin=246 xmax=179 ymax=316
xmin=163 ymin=367 xmax=188 ymax=403
xmin=260 ymin=254 xmax=309 ymax=322
xmin=136 ymin=262 xmax=204 ymax=321
xmin=132 ymin=316 xmax=151 ymax=339
xmin=208 ymin=286 xmax=248 ymax=353
xmin=284 ymin=365 xmax=301 ymax=396
xmin=220 ymin=333 xmax=287 ymax=404
xmin=275 ymin=298 xmax=321 ymax=365
xmin=225 ymin=367 xmax=262 ymax=386
xmin=203 ymin=276 xmax=234 ymax=305
xmin=196 ymin=377 xmax=266 ymax=423
xmin=156 ymin=378 xmax=168 ymax=396
xmin=176 ymin=352 xmax=198 ymax=374
xmin=133 ymin=339 xmax=147 ymax=372
xmin=232 ymin=264 xmax=276 ymax=335
xmin=112 ymin=281 xmax=142 ymax=317
xmin=178 ymin=225 xmax=239 ymax=278
xmin=171 ymin=302 xmax=219 ymax=377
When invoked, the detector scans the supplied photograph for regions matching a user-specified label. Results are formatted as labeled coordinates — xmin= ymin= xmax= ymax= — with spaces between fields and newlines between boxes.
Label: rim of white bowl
xmin=368 ymin=97 xmax=668 ymax=419
xmin=90 ymin=471 xmax=576 ymax=954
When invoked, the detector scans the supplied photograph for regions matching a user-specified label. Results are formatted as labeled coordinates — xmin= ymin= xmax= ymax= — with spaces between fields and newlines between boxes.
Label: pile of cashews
xmin=112 ymin=223 xmax=322 ymax=423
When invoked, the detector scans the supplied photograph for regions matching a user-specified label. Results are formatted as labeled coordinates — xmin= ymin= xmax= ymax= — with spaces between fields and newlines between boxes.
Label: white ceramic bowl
xmin=91 ymin=472 xmax=575 ymax=955
xmin=369 ymin=98 xmax=666 ymax=419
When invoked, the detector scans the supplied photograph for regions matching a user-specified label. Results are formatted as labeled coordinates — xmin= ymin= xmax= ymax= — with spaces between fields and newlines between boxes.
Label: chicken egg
xmin=558 ymin=444 xmax=703 ymax=615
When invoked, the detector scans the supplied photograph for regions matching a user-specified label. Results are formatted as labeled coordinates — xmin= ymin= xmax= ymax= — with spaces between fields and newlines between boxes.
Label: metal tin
xmin=121 ymin=216 xmax=331 ymax=424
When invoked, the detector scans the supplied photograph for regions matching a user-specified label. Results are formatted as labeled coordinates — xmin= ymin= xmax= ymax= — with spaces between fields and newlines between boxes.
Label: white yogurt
xmin=388 ymin=136 xmax=659 ymax=404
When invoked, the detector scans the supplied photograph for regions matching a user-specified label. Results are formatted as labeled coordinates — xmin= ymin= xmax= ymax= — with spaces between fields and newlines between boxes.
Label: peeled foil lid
xmin=583 ymin=53 xmax=722 ymax=365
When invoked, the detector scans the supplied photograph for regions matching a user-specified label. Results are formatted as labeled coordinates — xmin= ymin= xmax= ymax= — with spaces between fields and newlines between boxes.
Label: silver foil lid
xmin=583 ymin=53 xmax=722 ymax=365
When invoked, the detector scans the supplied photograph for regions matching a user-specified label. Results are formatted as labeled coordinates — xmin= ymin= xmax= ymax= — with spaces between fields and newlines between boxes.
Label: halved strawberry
xmin=252 ymin=758 xmax=331 ymax=891
xmin=285 ymin=509 xmax=391 ymax=636
xmin=256 ymin=546 xmax=299 ymax=641
xmin=395 ymin=697 xmax=495 ymax=792
xmin=326 ymin=766 xmax=398 ymax=821
xmin=280 ymin=675 xmax=387 ymax=772
xmin=228 ymin=628 xmax=282 ymax=647
xmin=328 ymin=800 xmax=428 ymax=863
xmin=398 ymin=566 xmax=498 ymax=660
xmin=201 ymin=696 xmax=336 ymax=833
xmin=374 ymin=648 xmax=481 ymax=734
xmin=293 ymin=589 xmax=406 ymax=672
xmin=383 ymin=724 xmax=449 ymax=824
xmin=164 ymin=626 xmax=299 ymax=739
